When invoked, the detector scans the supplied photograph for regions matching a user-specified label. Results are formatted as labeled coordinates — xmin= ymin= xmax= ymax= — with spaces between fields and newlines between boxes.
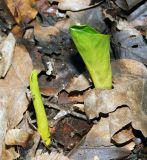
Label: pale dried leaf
xmin=0 ymin=97 xmax=8 ymax=158
xmin=84 ymin=59 xmax=147 ymax=136
xmin=32 ymin=151 xmax=70 ymax=160
xmin=83 ymin=118 xmax=112 ymax=147
xmin=0 ymin=33 xmax=16 ymax=78
xmin=56 ymin=0 xmax=90 ymax=11
xmin=2 ymin=147 xmax=20 ymax=160
xmin=0 ymin=44 xmax=33 ymax=129
xmin=34 ymin=22 xmax=59 ymax=43
xmin=65 ymin=73 xmax=91 ymax=92
xmin=112 ymin=127 xmax=134 ymax=145
xmin=5 ymin=129 xmax=32 ymax=147
xmin=70 ymin=107 xmax=135 ymax=159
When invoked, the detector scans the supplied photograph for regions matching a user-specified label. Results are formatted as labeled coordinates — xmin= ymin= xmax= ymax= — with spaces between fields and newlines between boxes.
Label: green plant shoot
xmin=70 ymin=25 xmax=112 ymax=89
xmin=30 ymin=70 xmax=51 ymax=146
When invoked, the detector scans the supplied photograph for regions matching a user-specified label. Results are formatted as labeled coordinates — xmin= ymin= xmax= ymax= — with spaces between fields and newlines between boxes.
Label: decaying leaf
xmin=112 ymin=127 xmax=134 ymax=145
xmin=70 ymin=108 xmax=135 ymax=159
xmin=0 ymin=44 xmax=33 ymax=129
xmin=34 ymin=22 xmax=59 ymax=44
xmin=84 ymin=59 xmax=147 ymax=136
xmin=32 ymin=151 xmax=70 ymax=160
xmin=115 ymin=0 xmax=143 ymax=10
xmin=52 ymin=116 xmax=92 ymax=149
xmin=112 ymin=20 xmax=147 ymax=64
xmin=2 ymin=147 xmax=20 ymax=160
xmin=0 ymin=96 xmax=8 ymax=158
xmin=0 ymin=33 xmax=16 ymax=78
xmin=65 ymin=72 xmax=91 ymax=92
xmin=5 ymin=129 xmax=32 ymax=147
xmin=55 ymin=6 xmax=107 ymax=33
xmin=6 ymin=0 xmax=38 ymax=23
xmin=55 ymin=0 xmax=90 ymax=11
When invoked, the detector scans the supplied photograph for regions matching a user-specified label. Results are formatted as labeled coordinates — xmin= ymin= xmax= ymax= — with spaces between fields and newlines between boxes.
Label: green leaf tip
xmin=30 ymin=70 xmax=51 ymax=146
xmin=69 ymin=24 xmax=112 ymax=89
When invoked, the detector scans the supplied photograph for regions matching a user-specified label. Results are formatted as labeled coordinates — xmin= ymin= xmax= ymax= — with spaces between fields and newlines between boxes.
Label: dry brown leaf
xmin=34 ymin=22 xmax=59 ymax=43
xmin=0 ymin=97 xmax=8 ymax=158
xmin=84 ymin=59 xmax=147 ymax=136
xmin=0 ymin=44 xmax=33 ymax=129
xmin=54 ymin=0 xmax=90 ymax=11
xmin=70 ymin=107 xmax=135 ymax=159
xmin=32 ymin=151 xmax=70 ymax=160
xmin=5 ymin=129 xmax=32 ymax=147
xmin=0 ymin=33 xmax=16 ymax=78
xmin=6 ymin=0 xmax=38 ymax=23
xmin=112 ymin=127 xmax=134 ymax=145
xmin=82 ymin=107 xmax=133 ymax=147
xmin=83 ymin=118 xmax=112 ymax=147
xmin=65 ymin=73 xmax=91 ymax=92
xmin=2 ymin=147 xmax=20 ymax=160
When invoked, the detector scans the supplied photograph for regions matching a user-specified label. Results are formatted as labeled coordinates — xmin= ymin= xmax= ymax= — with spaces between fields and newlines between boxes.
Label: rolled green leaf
xmin=30 ymin=70 xmax=51 ymax=146
xmin=70 ymin=25 xmax=112 ymax=89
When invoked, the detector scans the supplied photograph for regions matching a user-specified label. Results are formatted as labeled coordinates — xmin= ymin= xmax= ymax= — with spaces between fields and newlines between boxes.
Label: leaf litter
xmin=0 ymin=0 xmax=147 ymax=159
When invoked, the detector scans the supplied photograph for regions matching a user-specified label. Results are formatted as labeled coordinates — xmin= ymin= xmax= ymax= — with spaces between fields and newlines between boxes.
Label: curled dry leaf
xmin=0 ymin=33 xmax=16 ymax=78
xmin=0 ymin=44 xmax=33 ymax=129
xmin=6 ymin=0 xmax=38 ymax=23
xmin=5 ymin=129 xmax=32 ymax=147
xmin=84 ymin=59 xmax=147 ymax=136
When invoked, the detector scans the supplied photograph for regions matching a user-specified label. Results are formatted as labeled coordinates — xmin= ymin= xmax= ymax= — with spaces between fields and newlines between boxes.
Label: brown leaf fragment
xmin=0 ymin=96 xmax=8 ymax=158
xmin=2 ymin=147 xmax=20 ymax=160
xmin=112 ymin=127 xmax=135 ymax=145
xmin=84 ymin=59 xmax=147 ymax=136
xmin=5 ymin=129 xmax=32 ymax=147
xmin=111 ymin=59 xmax=147 ymax=78
xmin=83 ymin=118 xmax=112 ymax=147
xmin=58 ymin=91 xmax=84 ymax=104
xmin=6 ymin=0 xmax=38 ymax=23
xmin=115 ymin=0 xmax=143 ymax=10
xmin=52 ymin=116 xmax=92 ymax=150
xmin=32 ymin=151 xmax=70 ymax=160
xmin=0 ymin=33 xmax=16 ymax=78
xmin=65 ymin=73 xmax=91 ymax=92
xmin=84 ymin=88 xmax=129 ymax=119
xmin=34 ymin=22 xmax=59 ymax=43
xmin=55 ymin=0 xmax=91 ymax=11
xmin=0 ymin=44 xmax=33 ymax=129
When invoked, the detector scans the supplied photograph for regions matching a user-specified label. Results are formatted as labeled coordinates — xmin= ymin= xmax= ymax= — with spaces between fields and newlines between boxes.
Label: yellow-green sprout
xmin=70 ymin=25 xmax=112 ymax=89
xmin=30 ymin=70 xmax=51 ymax=146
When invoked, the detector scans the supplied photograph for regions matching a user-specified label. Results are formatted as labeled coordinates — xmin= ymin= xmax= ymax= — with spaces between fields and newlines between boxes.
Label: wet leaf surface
xmin=51 ymin=116 xmax=92 ymax=150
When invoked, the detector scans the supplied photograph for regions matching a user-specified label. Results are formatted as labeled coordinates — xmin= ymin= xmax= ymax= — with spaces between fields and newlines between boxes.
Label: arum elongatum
xmin=30 ymin=70 xmax=51 ymax=146
xmin=70 ymin=25 xmax=112 ymax=89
